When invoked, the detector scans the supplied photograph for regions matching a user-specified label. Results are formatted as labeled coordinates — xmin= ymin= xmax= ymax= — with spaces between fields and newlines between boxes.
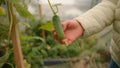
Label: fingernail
xmin=65 ymin=41 xmax=69 ymax=46
xmin=62 ymin=39 xmax=69 ymax=46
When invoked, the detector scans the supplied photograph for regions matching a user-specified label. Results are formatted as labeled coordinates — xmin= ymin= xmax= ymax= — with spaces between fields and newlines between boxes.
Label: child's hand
xmin=53 ymin=20 xmax=84 ymax=46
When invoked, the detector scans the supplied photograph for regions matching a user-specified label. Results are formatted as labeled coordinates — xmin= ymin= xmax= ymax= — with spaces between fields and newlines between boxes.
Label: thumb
xmin=62 ymin=39 xmax=72 ymax=46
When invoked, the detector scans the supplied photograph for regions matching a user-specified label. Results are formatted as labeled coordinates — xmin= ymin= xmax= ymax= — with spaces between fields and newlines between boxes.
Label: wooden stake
xmin=38 ymin=4 xmax=46 ymax=39
xmin=38 ymin=4 xmax=43 ymax=19
xmin=6 ymin=1 xmax=24 ymax=68
xmin=11 ymin=25 xmax=24 ymax=68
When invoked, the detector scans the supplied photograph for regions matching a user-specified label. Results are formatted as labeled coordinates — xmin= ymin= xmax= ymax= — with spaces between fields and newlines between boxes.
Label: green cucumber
xmin=52 ymin=15 xmax=65 ymax=39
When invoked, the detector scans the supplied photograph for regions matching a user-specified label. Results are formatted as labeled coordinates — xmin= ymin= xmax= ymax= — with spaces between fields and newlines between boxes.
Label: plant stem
xmin=47 ymin=0 xmax=56 ymax=15
xmin=5 ymin=0 xmax=13 ymax=44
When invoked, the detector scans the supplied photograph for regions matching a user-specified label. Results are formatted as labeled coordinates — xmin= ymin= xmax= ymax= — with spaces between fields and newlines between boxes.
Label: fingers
xmin=53 ymin=20 xmax=70 ymax=32
xmin=52 ymin=30 xmax=73 ymax=46
xmin=52 ymin=30 xmax=64 ymax=44
xmin=52 ymin=20 xmax=75 ymax=46
xmin=62 ymin=38 xmax=73 ymax=46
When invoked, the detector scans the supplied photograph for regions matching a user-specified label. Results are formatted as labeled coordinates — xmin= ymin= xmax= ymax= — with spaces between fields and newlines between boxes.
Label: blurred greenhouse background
xmin=0 ymin=0 xmax=112 ymax=68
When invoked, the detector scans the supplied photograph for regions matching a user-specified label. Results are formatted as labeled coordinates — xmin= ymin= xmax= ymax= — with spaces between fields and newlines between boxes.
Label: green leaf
xmin=31 ymin=36 xmax=45 ymax=43
xmin=19 ymin=22 xmax=31 ymax=28
xmin=14 ymin=4 xmax=34 ymax=19
xmin=20 ymin=35 xmax=45 ymax=43
xmin=9 ymin=0 xmax=23 ymax=4
xmin=39 ymin=21 xmax=54 ymax=31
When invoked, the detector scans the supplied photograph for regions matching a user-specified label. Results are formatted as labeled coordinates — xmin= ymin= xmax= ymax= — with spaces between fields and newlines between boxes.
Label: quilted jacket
xmin=75 ymin=0 xmax=120 ymax=67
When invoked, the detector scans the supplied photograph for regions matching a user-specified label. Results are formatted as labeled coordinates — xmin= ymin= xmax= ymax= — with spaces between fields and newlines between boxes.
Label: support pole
xmin=6 ymin=1 xmax=24 ymax=68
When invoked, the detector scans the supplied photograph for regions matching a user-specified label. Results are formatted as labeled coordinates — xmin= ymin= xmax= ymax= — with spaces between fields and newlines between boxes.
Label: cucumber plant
xmin=47 ymin=0 xmax=65 ymax=39
xmin=0 ymin=0 xmax=34 ymax=68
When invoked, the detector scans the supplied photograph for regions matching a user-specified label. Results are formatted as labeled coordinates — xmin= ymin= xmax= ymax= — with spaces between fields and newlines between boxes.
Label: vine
xmin=0 ymin=0 xmax=34 ymax=68
xmin=47 ymin=0 xmax=60 ymax=15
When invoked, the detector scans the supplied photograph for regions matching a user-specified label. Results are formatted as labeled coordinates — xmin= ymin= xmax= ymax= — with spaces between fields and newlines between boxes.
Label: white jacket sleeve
xmin=75 ymin=0 xmax=117 ymax=37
